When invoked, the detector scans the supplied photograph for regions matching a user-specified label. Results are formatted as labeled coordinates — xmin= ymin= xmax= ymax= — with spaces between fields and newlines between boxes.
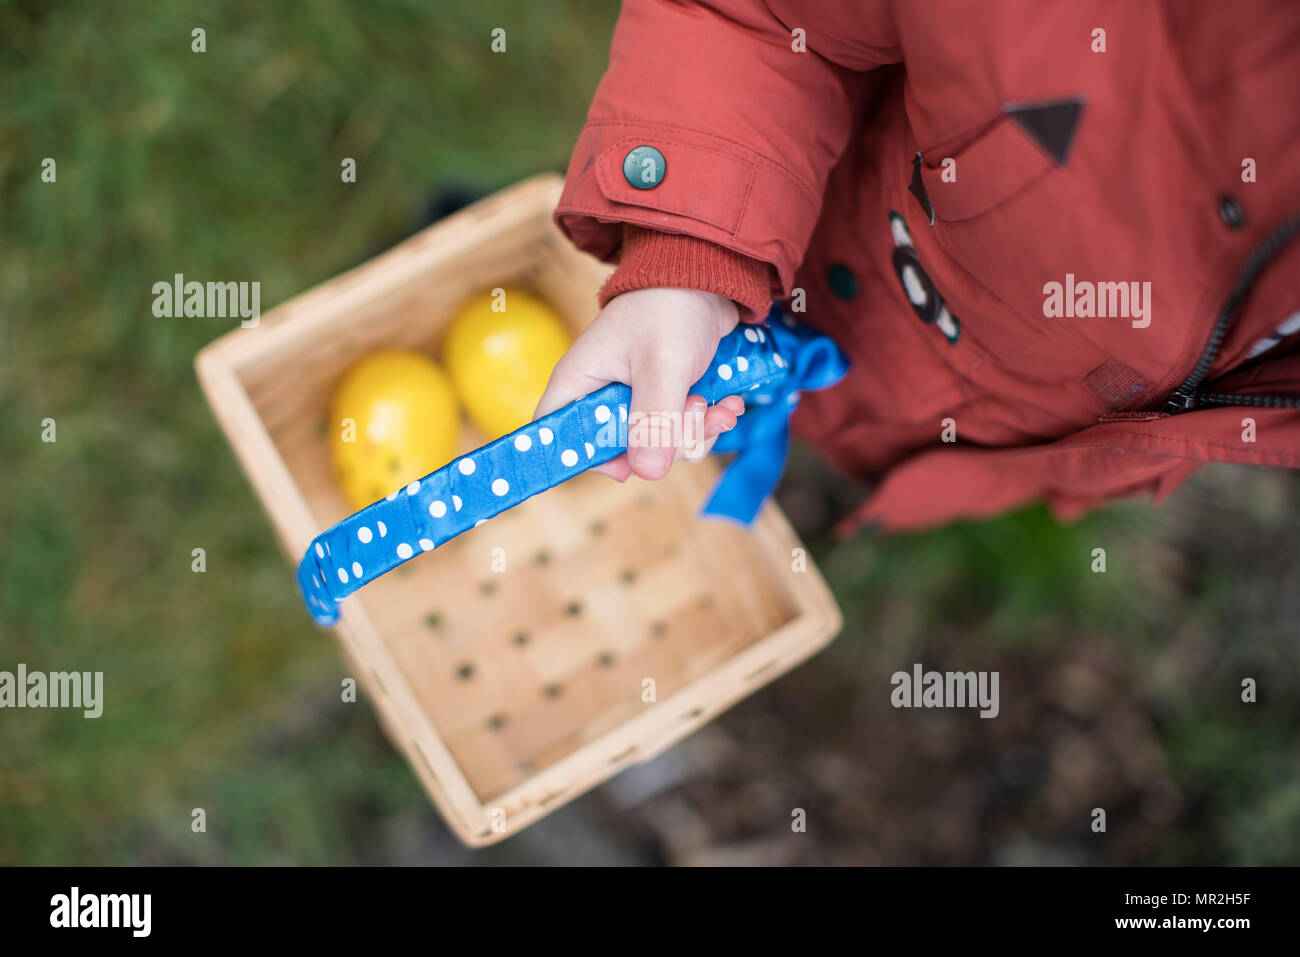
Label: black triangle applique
xmin=908 ymin=152 xmax=934 ymax=225
xmin=1004 ymin=98 xmax=1085 ymax=165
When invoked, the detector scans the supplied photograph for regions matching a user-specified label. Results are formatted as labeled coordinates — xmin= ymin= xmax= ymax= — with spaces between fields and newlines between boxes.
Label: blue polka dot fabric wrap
xmin=297 ymin=305 xmax=848 ymax=625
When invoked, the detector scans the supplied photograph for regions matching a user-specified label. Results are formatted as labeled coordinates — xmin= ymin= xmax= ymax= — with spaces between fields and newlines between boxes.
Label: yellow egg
xmin=444 ymin=288 xmax=572 ymax=439
xmin=329 ymin=350 xmax=461 ymax=511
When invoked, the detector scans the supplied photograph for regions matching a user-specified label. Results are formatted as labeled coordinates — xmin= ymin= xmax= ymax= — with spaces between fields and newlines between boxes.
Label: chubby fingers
xmin=534 ymin=336 xmax=625 ymax=479
xmin=594 ymin=395 xmax=743 ymax=479
xmin=591 ymin=455 xmax=634 ymax=482
xmin=536 ymin=334 xmax=747 ymax=481
xmin=625 ymin=346 xmax=700 ymax=480
xmin=682 ymin=394 xmax=744 ymax=461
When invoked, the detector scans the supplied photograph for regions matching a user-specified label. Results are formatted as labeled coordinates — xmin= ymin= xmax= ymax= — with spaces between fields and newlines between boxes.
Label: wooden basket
xmin=195 ymin=173 xmax=842 ymax=845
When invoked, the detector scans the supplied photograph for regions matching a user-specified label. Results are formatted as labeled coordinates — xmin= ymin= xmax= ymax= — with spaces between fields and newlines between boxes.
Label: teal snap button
xmin=623 ymin=146 xmax=666 ymax=189
xmin=827 ymin=263 xmax=857 ymax=300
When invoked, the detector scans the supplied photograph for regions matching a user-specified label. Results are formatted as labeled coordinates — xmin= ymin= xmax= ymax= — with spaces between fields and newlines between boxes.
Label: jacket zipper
xmin=1163 ymin=213 xmax=1300 ymax=414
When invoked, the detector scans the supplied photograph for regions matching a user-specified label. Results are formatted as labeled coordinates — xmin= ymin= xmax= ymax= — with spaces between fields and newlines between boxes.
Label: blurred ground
xmin=2 ymin=0 xmax=1298 ymax=866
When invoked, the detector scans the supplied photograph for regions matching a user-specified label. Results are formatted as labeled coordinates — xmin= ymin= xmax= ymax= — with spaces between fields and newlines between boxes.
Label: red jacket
xmin=555 ymin=0 xmax=1300 ymax=532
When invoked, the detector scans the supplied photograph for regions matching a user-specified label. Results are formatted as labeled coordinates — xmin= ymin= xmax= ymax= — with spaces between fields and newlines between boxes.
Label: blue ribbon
xmin=297 ymin=306 xmax=847 ymax=625
xmin=702 ymin=306 xmax=851 ymax=524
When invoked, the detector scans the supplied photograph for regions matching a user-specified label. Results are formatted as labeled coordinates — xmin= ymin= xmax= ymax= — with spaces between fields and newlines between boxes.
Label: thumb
xmin=627 ymin=346 xmax=699 ymax=480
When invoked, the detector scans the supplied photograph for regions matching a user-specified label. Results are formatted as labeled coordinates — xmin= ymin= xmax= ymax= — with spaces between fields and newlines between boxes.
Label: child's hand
xmin=534 ymin=287 xmax=747 ymax=482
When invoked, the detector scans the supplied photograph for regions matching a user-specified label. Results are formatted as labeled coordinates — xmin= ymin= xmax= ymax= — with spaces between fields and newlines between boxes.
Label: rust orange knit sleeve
xmin=597 ymin=224 xmax=775 ymax=322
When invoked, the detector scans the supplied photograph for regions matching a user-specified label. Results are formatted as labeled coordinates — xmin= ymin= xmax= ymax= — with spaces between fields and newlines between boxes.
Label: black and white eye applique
xmin=1245 ymin=309 xmax=1300 ymax=360
xmin=890 ymin=210 xmax=915 ymax=249
xmin=888 ymin=211 xmax=959 ymax=344
xmin=934 ymin=304 xmax=959 ymax=345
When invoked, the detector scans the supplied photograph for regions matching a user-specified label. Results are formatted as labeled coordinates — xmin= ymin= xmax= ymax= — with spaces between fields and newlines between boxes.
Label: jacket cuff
xmin=599 ymin=225 xmax=775 ymax=322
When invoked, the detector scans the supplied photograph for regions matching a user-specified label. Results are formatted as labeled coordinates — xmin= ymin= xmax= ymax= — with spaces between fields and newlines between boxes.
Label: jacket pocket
xmin=917 ymin=113 xmax=1059 ymax=224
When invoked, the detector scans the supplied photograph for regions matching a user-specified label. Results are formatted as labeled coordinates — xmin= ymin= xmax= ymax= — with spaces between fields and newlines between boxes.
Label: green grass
xmin=0 ymin=0 xmax=622 ymax=865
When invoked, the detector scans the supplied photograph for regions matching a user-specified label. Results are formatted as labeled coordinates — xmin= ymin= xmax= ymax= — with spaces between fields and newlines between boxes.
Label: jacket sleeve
xmin=554 ymin=0 xmax=894 ymax=298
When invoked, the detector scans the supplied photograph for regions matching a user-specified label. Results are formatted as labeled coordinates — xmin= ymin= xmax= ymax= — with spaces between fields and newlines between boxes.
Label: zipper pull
xmin=1164 ymin=388 xmax=1198 ymax=414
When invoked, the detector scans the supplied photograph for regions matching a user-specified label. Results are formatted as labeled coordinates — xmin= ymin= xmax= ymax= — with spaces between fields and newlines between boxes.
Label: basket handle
xmin=297 ymin=318 xmax=802 ymax=625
